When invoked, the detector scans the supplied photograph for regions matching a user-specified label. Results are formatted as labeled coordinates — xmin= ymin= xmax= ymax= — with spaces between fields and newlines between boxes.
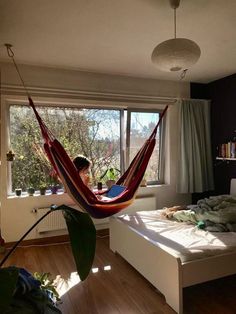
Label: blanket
xmin=169 ymin=195 xmax=236 ymax=232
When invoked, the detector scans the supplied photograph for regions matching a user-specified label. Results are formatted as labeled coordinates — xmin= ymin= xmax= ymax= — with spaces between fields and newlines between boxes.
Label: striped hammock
xmin=28 ymin=97 xmax=168 ymax=218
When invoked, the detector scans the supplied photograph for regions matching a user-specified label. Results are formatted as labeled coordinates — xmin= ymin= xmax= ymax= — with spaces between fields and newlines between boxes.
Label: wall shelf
xmin=216 ymin=157 xmax=236 ymax=161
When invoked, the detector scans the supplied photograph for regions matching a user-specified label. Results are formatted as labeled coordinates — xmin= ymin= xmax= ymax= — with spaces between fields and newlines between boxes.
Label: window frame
xmin=126 ymin=108 xmax=164 ymax=185
xmin=5 ymin=97 xmax=165 ymax=195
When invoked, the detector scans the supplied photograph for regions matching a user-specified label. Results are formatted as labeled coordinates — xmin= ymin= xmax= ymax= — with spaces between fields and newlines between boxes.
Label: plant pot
xmin=50 ymin=186 xmax=59 ymax=194
xmin=39 ymin=187 xmax=47 ymax=195
xmin=15 ymin=188 xmax=22 ymax=196
xmin=27 ymin=187 xmax=35 ymax=196
xmin=97 ymin=182 xmax=103 ymax=190
xmin=106 ymin=180 xmax=116 ymax=189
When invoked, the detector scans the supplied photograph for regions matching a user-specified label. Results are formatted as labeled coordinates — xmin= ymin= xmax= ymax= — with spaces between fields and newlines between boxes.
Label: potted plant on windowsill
xmin=27 ymin=187 xmax=35 ymax=196
xmin=48 ymin=170 xmax=61 ymax=194
xmin=100 ymin=167 xmax=120 ymax=189
xmin=15 ymin=188 xmax=22 ymax=197
xmin=39 ymin=184 xmax=47 ymax=195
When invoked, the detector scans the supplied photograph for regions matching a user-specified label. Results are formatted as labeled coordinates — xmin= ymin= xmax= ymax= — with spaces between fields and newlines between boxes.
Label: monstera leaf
xmin=1 ymin=205 xmax=96 ymax=281
xmin=53 ymin=205 xmax=96 ymax=281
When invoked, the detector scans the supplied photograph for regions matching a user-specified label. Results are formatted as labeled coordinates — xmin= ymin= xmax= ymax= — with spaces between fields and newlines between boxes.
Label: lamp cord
xmin=174 ymin=8 xmax=176 ymax=39
xmin=174 ymin=6 xmax=187 ymax=80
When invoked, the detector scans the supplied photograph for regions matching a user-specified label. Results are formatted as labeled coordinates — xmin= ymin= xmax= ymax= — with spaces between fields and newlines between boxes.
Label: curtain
xmin=177 ymin=99 xmax=214 ymax=193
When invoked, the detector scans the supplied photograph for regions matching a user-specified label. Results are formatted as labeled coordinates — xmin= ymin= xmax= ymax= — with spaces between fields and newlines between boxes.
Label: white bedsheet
xmin=117 ymin=210 xmax=236 ymax=262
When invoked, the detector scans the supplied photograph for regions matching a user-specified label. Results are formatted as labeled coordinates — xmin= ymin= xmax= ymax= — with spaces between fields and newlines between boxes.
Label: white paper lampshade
xmin=151 ymin=38 xmax=201 ymax=72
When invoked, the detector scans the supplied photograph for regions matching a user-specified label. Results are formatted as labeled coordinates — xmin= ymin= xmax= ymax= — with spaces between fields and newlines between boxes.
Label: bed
xmin=109 ymin=179 xmax=236 ymax=314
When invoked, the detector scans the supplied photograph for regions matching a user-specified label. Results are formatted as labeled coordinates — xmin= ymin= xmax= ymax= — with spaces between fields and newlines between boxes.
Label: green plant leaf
xmin=0 ymin=266 xmax=19 ymax=313
xmin=33 ymin=271 xmax=60 ymax=301
xmin=54 ymin=205 xmax=96 ymax=281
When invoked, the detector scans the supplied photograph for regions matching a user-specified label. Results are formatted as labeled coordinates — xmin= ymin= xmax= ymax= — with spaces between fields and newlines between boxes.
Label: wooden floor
xmin=2 ymin=236 xmax=236 ymax=314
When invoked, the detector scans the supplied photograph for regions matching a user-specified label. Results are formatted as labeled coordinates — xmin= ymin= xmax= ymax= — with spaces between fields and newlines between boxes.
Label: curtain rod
xmin=2 ymin=85 xmax=211 ymax=104
xmin=1 ymin=84 xmax=178 ymax=104
xmin=176 ymin=97 xmax=211 ymax=101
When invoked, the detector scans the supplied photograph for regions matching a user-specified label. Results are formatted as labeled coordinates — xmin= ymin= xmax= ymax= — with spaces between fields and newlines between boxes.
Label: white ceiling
xmin=1 ymin=0 xmax=236 ymax=83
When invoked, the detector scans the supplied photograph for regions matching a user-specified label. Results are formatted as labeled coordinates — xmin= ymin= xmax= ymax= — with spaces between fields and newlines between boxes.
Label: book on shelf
xmin=218 ymin=142 xmax=236 ymax=158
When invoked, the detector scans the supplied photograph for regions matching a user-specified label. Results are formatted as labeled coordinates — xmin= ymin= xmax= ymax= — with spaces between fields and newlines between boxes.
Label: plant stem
xmin=0 ymin=210 xmax=53 ymax=267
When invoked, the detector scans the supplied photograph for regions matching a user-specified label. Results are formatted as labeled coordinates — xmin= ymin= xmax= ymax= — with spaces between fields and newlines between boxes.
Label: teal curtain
xmin=177 ymin=99 xmax=214 ymax=193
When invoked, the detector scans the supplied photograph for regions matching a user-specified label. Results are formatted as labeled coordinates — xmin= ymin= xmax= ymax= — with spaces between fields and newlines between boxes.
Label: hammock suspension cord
xmin=5 ymin=44 xmax=30 ymax=99
xmin=5 ymin=44 xmax=55 ymax=142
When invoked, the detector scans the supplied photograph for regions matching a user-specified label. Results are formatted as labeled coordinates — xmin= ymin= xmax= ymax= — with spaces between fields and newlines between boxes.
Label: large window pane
xmin=9 ymin=104 xmax=163 ymax=193
xmin=129 ymin=111 xmax=161 ymax=183
xmin=10 ymin=105 xmax=121 ymax=191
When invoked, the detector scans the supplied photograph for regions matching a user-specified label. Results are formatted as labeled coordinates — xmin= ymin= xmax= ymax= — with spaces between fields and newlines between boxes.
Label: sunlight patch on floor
xmin=55 ymin=272 xmax=81 ymax=297
xmin=104 ymin=265 xmax=111 ymax=271
xmin=92 ymin=265 xmax=112 ymax=273
xmin=55 ymin=265 xmax=113 ymax=296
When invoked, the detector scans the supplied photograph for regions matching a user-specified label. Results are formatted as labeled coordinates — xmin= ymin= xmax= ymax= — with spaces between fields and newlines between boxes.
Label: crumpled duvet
xmin=172 ymin=195 xmax=236 ymax=232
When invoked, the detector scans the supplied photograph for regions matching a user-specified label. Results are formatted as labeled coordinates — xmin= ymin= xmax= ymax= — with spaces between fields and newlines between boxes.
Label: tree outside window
xmin=10 ymin=105 xmax=120 ymax=192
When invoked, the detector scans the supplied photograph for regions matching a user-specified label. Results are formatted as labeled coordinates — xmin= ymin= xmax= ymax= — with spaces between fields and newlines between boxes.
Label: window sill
xmin=139 ymin=184 xmax=166 ymax=189
xmin=7 ymin=184 xmax=167 ymax=199
xmin=7 ymin=190 xmax=65 ymax=199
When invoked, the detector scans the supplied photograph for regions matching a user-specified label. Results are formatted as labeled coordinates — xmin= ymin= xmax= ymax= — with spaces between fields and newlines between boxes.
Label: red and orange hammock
xmin=6 ymin=43 xmax=168 ymax=219
xmin=29 ymin=97 xmax=168 ymax=218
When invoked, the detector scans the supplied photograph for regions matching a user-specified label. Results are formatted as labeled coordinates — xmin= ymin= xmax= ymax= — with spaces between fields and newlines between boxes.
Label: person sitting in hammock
xmin=73 ymin=155 xmax=91 ymax=187
xmin=73 ymin=155 xmax=108 ymax=200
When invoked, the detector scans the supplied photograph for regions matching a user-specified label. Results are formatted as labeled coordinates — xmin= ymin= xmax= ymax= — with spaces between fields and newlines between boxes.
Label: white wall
xmin=0 ymin=62 xmax=191 ymax=242
xmin=1 ymin=62 xmax=189 ymax=99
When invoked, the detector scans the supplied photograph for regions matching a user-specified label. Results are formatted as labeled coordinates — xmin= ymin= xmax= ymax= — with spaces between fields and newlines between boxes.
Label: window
xmin=9 ymin=103 xmax=164 ymax=193
xmin=127 ymin=110 xmax=162 ymax=184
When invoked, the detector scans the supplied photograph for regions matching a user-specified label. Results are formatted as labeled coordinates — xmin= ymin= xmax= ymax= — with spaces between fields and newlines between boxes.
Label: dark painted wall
xmin=191 ymin=74 xmax=236 ymax=197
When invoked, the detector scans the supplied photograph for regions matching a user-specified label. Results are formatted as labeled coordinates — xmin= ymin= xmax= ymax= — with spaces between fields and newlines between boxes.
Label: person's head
xmin=73 ymin=155 xmax=91 ymax=186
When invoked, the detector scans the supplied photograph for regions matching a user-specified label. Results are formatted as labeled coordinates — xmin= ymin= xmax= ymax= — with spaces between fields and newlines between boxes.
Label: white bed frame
xmin=109 ymin=179 xmax=236 ymax=314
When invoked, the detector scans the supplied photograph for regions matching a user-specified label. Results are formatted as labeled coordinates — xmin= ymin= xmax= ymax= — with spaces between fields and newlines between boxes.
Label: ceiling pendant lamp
xmin=151 ymin=0 xmax=201 ymax=73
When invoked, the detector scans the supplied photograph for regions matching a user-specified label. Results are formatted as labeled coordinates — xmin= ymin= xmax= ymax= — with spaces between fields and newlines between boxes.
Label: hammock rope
xmin=6 ymin=44 xmax=168 ymax=218
xmin=5 ymin=44 xmax=31 ymax=99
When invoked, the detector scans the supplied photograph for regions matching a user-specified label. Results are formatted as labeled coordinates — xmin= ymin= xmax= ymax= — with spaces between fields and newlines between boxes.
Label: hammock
xmin=28 ymin=98 xmax=168 ymax=218
xmin=5 ymin=43 xmax=168 ymax=219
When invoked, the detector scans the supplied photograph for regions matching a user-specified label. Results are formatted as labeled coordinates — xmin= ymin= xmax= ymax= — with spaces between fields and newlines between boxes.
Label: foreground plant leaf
xmin=54 ymin=205 xmax=96 ymax=281
xmin=0 ymin=203 xmax=96 ymax=306
xmin=0 ymin=266 xmax=19 ymax=313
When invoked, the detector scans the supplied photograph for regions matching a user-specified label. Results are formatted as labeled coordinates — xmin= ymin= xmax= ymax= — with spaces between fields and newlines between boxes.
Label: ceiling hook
xmin=5 ymin=43 xmax=14 ymax=58
xmin=169 ymin=0 xmax=180 ymax=10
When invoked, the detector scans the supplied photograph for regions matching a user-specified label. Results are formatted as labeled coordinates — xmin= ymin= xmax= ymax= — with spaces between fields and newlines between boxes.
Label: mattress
xmin=116 ymin=210 xmax=236 ymax=263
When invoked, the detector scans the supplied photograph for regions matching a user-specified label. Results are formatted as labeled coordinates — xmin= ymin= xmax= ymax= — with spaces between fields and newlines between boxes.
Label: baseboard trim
xmin=5 ymin=228 xmax=109 ymax=248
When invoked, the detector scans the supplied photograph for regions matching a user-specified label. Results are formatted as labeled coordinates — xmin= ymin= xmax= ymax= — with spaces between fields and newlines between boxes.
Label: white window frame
xmin=126 ymin=108 xmax=164 ymax=185
xmin=2 ymin=95 xmax=166 ymax=196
